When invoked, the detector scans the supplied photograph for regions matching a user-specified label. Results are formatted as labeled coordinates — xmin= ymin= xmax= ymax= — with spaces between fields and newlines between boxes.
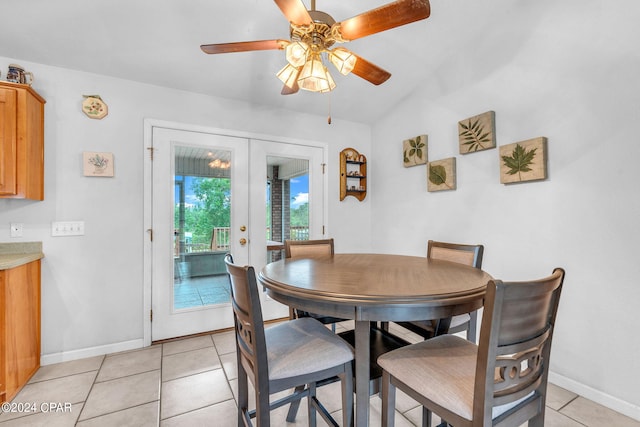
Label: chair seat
xmin=378 ymin=334 xmax=534 ymax=422
xmin=379 ymin=334 xmax=477 ymax=421
xmin=265 ymin=317 xmax=354 ymax=380
xmin=450 ymin=313 xmax=471 ymax=328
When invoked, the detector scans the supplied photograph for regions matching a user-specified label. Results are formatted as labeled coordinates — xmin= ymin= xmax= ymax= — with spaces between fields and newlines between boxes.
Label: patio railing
xmin=177 ymin=226 xmax=309 ymax=254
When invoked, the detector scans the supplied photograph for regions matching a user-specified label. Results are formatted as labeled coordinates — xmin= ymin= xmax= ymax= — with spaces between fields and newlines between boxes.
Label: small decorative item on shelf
xmin=340 ymin=148 xmax=367 ymax=201
xmin=82 ymin=95 xmax=108 ymax=120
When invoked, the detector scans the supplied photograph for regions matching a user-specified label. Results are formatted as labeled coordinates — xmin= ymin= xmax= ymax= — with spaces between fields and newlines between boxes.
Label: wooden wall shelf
xmin=340 ymin=148 xmax=367 ymax=201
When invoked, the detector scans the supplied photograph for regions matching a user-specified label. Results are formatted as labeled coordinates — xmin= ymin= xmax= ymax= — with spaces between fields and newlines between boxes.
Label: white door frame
xmin=143 ymin=119 xmax=329 ymax=346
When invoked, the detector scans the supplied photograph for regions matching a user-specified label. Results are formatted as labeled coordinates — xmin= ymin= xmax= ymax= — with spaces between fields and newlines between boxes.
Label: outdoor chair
xmin=378 ymin=268 xmax=565 ymax=427
xmin=225 ymin=254 xmax=354 ymax=427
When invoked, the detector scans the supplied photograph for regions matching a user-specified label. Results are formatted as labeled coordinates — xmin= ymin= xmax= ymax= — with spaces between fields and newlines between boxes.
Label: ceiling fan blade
xmin=201 ymin=39 xmax=288 ymax=54
xmin=274 ymin=0 xmax=313 ymax=25
xmin=338 ymin=0 xmax=430 ymax=41
xmin=281 ymin=81 xmax=300 ymax=95
xmin=351 ymin=55 xmax=392 ymax=85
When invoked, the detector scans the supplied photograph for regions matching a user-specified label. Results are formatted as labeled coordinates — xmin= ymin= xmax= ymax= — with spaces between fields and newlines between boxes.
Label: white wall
xmin=0 ymin=56 xmax=372 ymax=359
xmin=369 ymin=0 xmax=640 ymax=420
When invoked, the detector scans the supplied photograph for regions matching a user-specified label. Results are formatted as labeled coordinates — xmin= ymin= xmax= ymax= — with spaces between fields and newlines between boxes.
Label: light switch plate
xmin=52 ymin=221 xmax=85 ymax=236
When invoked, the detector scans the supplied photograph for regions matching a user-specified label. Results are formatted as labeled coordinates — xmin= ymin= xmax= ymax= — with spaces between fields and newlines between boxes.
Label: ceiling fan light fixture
xmin=285 ymin=40 xmax=309 ymax=67
xmin=277 ymin=63 xmax=301 ymax=88
xmin=329 ymin=47 xmax=357 ymax=75
xmin=319 ymin=65 xmax=337 ymax=93
xmin=298 ymin=53 xmax=334 ymax=92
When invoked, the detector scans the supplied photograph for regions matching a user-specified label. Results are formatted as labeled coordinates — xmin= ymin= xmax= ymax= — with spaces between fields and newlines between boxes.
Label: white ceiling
xmin=0 ymin=0 xmax=532 ymax=124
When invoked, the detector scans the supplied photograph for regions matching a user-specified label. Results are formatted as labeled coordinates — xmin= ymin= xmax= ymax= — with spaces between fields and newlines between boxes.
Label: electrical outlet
xmin=51 ymin=221 xmax=85 ymax=236
xmin=10 ymin=223 xmax=23 ymax=238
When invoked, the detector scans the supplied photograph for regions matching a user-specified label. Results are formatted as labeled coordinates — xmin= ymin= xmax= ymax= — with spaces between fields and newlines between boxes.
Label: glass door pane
xmin=173 ymin=146 xmax=232 ymax=310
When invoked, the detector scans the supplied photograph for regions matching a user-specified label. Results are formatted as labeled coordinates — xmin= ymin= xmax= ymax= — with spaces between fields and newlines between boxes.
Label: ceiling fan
xmin=201 ymin=0 xmax=431 ymax=95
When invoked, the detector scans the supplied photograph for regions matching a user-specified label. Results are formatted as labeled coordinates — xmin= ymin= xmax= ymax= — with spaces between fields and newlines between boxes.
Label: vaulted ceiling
xmin=0 ymin=0 xmax=540 ymax=124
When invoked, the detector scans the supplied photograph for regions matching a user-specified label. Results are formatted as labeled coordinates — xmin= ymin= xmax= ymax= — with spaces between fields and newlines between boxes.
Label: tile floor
xmin=1 ymin=321 xmax=639 ymax=427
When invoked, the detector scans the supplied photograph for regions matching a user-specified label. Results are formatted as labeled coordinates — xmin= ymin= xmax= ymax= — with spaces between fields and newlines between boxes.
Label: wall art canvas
xmin=427 ymin=157 xmax=456 ymax=192
xmin=403 ymin=134 xmax=428 ymax=167
xmin=458 ymin=111 xmax=496 ymax=154
xmin=83 ymin=152 xmax=114 ymax=177
xmin=499 ymin=137 xmax=547 ymax=184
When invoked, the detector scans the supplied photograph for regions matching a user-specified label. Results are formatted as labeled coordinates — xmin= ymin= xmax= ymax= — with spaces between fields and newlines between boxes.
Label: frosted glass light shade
xmin=277 ymin=63 xmax=300 ymax=88
xmin=285 ymin=41 xmax=309 ymax=67
xmin=298 ymin=54 xmax=333 ymax=92
xmin=329 ymin=47 xmax=357 ymax=75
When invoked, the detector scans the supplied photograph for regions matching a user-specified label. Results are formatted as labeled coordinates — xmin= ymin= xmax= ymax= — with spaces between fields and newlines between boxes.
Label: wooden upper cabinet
xmin=0 ymin=82 xmax=45 ymax=200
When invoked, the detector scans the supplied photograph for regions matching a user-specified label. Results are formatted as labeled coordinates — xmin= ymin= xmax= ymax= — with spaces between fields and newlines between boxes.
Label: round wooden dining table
xmin=258 ymin=253 xmax=492 ymax=427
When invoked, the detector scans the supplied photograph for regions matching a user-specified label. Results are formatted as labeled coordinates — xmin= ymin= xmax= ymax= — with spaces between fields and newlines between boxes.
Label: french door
xmin=149 ymin=125 xmax=325 ymax=341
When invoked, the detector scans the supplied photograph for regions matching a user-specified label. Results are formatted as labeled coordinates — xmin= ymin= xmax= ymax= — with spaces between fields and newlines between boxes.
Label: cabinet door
xmin=0 ymin=88 xmax=18 ymax=196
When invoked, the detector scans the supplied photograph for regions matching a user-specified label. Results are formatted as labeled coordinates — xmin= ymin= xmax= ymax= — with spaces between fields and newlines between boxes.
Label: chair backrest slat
xmin=474 ymin=268 xmax=565 ymax=423
xmin=427 ymin=240 xmax=484 ymax=269
xmin=224 ymin=254 xmax=269 ymax=391
xmin=285 ymin=238 xmax=334 ymax=259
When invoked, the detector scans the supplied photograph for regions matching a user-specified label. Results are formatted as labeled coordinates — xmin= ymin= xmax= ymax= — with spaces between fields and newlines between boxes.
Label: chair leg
xmin=422 ymin=407 xmax=432 ymax=427
xmin=307 ymin=382 xmax=317 ymax=427
xmin=340 ymin=363 xmax=354 ymax=427
xmin=285 ymin=384 xmax=305 ymax=422
xmin=237 ymin=357 xmax=249 ymax=427
xmin=381 ymin=371 xmax=396 ymax=427
xmin=466 ymin=311 xmax=478 ymax=342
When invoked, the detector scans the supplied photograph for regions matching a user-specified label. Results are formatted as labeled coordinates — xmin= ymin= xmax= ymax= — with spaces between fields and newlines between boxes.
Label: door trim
xmin=143 ymin=119 xmax=329 ymax=346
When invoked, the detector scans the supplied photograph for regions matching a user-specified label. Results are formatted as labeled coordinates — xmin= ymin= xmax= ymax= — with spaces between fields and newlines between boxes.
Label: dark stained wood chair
xmin=393 ymin=240 xmax=484 ymax=342
xmin=379 ymin=268 xmax=565 ymax=427
xmin=285 ymin=238 xmax=349 ymax=332
xmin=225 ymin=254 xmax=354 ymax=427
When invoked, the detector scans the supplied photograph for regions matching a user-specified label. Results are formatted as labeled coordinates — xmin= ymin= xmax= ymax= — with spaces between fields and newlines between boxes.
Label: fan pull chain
xmin=327 ymin=91 xmax=332 ymax=125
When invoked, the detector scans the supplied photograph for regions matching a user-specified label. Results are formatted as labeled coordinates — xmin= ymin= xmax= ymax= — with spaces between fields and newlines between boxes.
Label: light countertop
xmin=0 ymin=242 xmax=44 ymax=270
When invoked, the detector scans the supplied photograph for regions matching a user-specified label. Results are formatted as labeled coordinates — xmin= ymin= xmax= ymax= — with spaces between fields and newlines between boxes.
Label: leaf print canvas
xmin=403 ymin=134 xmax=428 ymax=167
xmin=458 ymin=111 xmax=496 ymax=154
xmin=427 ymin=157 xmax=456 ymax=192
xmin=499 ymin=137 xmax=547 ymax=184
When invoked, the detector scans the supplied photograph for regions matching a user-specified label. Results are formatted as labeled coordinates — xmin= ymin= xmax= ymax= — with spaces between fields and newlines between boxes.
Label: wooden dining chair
xmin=225 ymin=254 xmax=354 ymax=427
xmin=285 ymin=238 xmax=348 ymax=332
xmin=393 ymin=240 xmax=484 ymax=342
xmin=378 ymin=268 xmax=565 ymax=427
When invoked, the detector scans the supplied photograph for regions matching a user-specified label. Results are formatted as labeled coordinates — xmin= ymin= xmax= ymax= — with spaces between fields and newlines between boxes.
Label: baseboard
xmin=549 ymin=371 xmax=640 ymax=422
xmin=40 ymin=339 xmax=145 ymax=366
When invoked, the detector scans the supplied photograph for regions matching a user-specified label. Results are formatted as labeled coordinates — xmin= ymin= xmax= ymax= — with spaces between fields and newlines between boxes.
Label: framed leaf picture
xmin=458 ymin=111 xmax=496 ymax=154
xmin=403 ymin=134 xmax=428 ymax=167
xmin=427 ymin=157 xmax=456 ymax=192
xmin=499 ymin=137 xmax=547 ymax=184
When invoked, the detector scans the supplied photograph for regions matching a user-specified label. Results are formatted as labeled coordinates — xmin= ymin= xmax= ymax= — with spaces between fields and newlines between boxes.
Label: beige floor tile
xmin=79 ymin=370 xmax=160 ymax=421
xmin=159 ymin=399 xmax=237 ymax=427
xmin=96 ymin=346 xmax=162 ymax=382
xmin=212 ymin=331 xmax=236 ymax=355
xmin=29 ymin=356 xmax=104 ymax=384
xmin=162 ymin=335 xmax=214 ymax=357
xmin=219 ymin=352 xmax=237 ymax=381
xmin=560 ymin=396 xmax=640 ymax=427
xmin=546 ymin=383 xmax=579 ymax=410
xmin=76 ymin=401 xmax=159 ymax=427
xmin=0 ymin=372 xmax=95 ymax=422
xmin=543 ymin=408 xmax=585 ymax=427
xmin=161 ymin=346 xmax=221 ymax=382
xmin=160 ymin=369 xmax=232 ymax=420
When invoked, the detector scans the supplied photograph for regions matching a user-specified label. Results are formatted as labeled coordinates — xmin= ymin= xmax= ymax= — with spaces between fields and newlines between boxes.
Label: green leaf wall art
xmin=458 ymin=111 xmax=496 ymax=154
xmin=499 ymin=137 xmax=548 ymax=184
xmin=427 ymin=157 xmax=456 ymax=192
xmin=403 ymin=134 xmax=428 ymax=167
